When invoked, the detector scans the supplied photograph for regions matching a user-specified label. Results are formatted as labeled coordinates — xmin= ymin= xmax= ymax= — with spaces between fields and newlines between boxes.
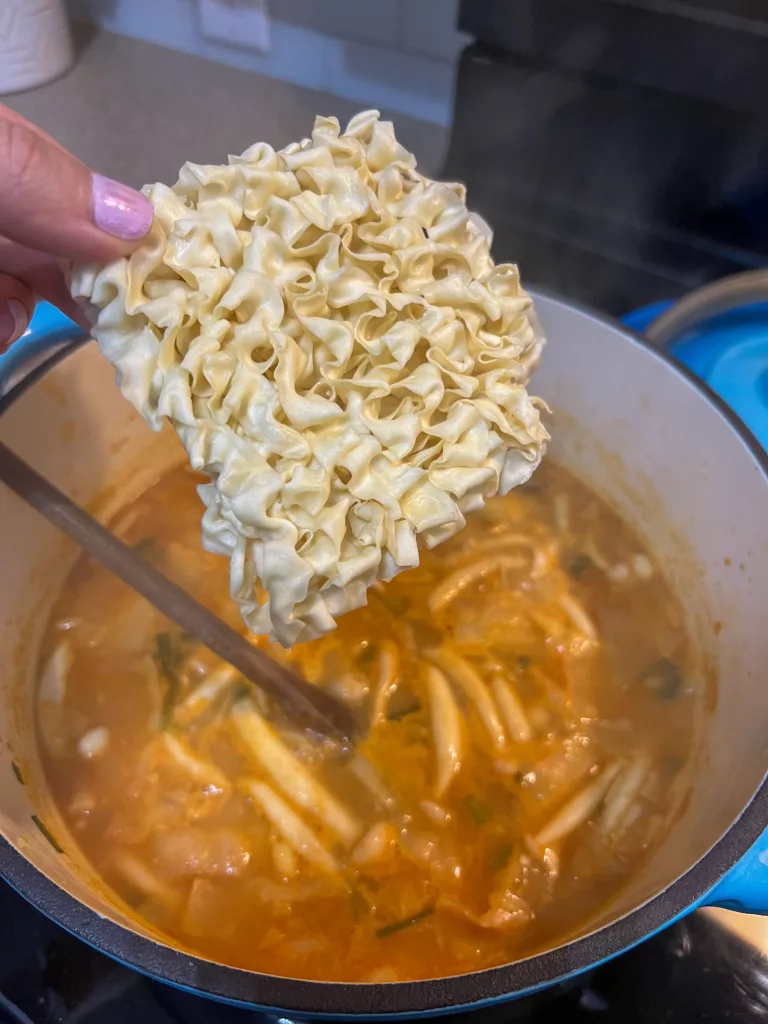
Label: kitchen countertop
xmin=3 ymin=23 xmax=448 ymax=189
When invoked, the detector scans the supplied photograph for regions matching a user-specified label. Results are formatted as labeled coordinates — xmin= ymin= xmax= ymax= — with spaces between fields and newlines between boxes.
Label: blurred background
xmin=4 ymin=0 xmax=767 ymax=316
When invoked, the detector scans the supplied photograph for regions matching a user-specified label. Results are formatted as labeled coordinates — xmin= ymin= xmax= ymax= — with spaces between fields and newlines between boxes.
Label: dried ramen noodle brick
xmin=71 ymin=111 xmax=549 ymax=646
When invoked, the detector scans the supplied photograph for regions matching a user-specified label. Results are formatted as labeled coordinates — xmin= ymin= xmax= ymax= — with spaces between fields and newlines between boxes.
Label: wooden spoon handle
xmin=0 ymin=441 xmax=355 ymax=742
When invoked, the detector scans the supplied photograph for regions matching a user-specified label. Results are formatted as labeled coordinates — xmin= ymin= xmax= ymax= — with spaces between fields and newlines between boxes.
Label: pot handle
xmin=0 ymin=304 xmax=87 ymax=397
xmin=639 ymin=269 xmax=768 ymax=350
xmin=701 ymin=831 xmax=768 ymax=914
xmin=639 ymin=272 xmax=768 ymax=915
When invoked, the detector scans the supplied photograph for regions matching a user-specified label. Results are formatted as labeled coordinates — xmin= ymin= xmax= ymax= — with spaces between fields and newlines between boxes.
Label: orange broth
xmin=36 ymin=462 xmax=698 ymax=982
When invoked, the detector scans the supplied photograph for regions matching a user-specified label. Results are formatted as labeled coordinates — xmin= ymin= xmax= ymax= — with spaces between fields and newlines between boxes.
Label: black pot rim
xmin=2 ymin=293 xmax=768 ymax=1017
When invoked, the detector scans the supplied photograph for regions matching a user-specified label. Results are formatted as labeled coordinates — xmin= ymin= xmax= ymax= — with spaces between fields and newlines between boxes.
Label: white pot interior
xmin=1 ymin=293 xmax=767 ymax=968
xmin=0 ymin=345 xmax=185 ymax=942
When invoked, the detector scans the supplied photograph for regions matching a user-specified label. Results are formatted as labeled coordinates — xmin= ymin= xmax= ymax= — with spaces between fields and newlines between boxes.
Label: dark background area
xmin=443 ymin=0 xmax=768 ymax=312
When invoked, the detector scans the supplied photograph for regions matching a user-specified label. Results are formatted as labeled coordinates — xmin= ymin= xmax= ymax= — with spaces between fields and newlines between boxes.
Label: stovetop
xmin=447 ymin=5 xmax=768 ymax=314
xmin=2 ymin=879 xmax=768 ymax=1024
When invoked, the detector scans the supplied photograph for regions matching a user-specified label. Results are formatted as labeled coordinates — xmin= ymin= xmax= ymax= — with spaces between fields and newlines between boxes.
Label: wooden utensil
xmin=0 ymin=441 xmax=356 ymax=742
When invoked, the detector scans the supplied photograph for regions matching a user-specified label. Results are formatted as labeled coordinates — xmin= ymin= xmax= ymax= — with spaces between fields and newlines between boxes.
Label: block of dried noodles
xmin=70 ymin=110 xmax=549 ymax=646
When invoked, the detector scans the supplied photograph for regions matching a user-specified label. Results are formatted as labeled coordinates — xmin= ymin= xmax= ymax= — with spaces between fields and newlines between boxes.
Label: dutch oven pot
xmin=1 ymin=290 xmax=767 ymax=1019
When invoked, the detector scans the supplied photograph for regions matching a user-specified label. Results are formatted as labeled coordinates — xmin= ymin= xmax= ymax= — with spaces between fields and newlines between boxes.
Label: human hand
xmin=0 ymin=105 xmax=154 ymax=352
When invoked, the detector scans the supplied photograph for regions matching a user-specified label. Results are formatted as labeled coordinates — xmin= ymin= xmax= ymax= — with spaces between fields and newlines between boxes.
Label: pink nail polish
xmin=0 ymin=298 xmax=29 ymax=350
xmin=92 ymin=174 xmax=154 ymax=241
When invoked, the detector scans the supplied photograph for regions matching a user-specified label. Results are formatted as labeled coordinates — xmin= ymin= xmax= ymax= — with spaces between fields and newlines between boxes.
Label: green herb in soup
xmin=35 ymin=463 xmax=699 ymax=982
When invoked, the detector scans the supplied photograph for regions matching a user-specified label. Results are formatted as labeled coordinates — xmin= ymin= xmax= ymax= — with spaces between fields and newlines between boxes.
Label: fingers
xmin=0 ymin=105 xmax=153 ymax=263
xmin=0 ymin=235 xmax=90 ymax=331
xmin=0 ymin=272 xmax=35 ymax=352
xmin=0 ymin=108 xmax=152 ymax=349
xmin=0 ymin=104 xmax=70 ymax=156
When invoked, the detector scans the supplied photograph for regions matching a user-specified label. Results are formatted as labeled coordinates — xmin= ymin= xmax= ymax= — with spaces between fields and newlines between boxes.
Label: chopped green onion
xmin=565 ymin=553 xmax=595 ymax=580
xmin=387 ymin=700 xmax=421 ymax=722
xmin=662 ymin=755 xmax=684 ymax=776
xmin=378 ymin=592 xmax=411 ymax=617
xmin=233 ymin=682 xmax=252 ymax=703
xmin=11 ymin=762 xmax=25 ymax=785
xmin=376 ymin=905 xmax=434 ymax=939
xmin=162 ymin=685 xmax=179 ymax=728
xmin=154 ymin=633 xmax=178 ymax=675
xmin=31 ymin=815 xmax=63 ymax=853
xmin=357 ymin=643 xmax=379 ymax=665
xmin=133 ymin=537 xmax=160 ymax=562
xmin=154 ymin=632 xmax=183 ymax=727
xmin=464 ymin=794 xmax=492 ymax=825
xmin=491 ymin=842 xmax=514 ymax=872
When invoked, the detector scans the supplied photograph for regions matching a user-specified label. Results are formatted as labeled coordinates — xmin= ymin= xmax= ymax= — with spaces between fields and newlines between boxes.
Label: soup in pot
xmin=35 ymin=463 xmax=699 ymax=982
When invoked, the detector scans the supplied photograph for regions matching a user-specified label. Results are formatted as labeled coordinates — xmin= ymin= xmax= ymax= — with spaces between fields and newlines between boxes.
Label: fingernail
xmin=0 ymin=299 xmax=29 ymax=350
xmin=92 ymin=174 xmax=154 ymax=241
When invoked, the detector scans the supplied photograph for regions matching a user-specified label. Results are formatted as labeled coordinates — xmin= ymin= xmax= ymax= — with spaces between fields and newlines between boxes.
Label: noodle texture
xmin=71 ymin=111 xmax=548 ymax=645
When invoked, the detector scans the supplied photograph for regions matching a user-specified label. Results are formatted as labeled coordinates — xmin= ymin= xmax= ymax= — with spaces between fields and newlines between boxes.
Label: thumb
xmin=0 ymin=106 xmax=153 ymax=263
